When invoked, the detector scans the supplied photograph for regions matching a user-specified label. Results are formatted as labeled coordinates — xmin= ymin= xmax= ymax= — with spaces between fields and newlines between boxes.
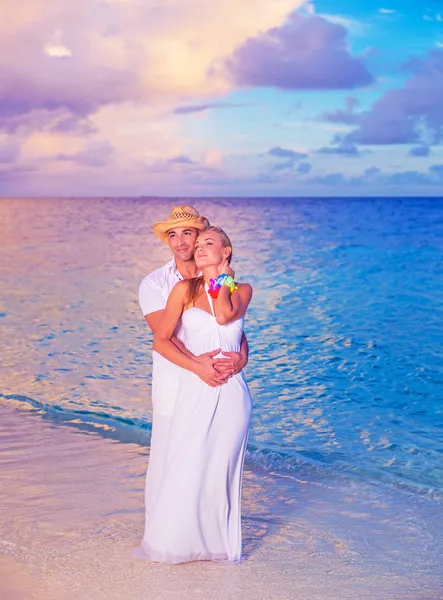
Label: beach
xmin=1 ymin=197 xmax=443 ymax=599
xmin=1 ymin=403 xmax=442 ymax=600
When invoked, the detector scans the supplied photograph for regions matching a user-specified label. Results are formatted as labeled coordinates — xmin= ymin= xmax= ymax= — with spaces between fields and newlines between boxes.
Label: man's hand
xmin=214 ymin=351 xmax=246 ymax=378
xmin=194 ymin=349 xmax=228 ymax=387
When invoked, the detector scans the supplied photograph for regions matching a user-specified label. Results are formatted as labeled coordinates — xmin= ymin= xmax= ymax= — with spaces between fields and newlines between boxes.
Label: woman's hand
xmin=218 ymin=258 xmax=235 ymax=279
xmin=193 ymin=350 xmax=228 ymax=387
xmin=214 ymin=351 xmax=246 ymax=377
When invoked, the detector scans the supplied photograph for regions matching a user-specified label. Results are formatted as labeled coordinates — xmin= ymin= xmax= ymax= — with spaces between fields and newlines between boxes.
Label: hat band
xmin=167 ymin=211 xmax=199 ymax=221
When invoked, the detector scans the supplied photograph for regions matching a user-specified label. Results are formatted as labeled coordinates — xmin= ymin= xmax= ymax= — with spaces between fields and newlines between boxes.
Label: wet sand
xmin=0 ymin=404 xmax=442 ymax=600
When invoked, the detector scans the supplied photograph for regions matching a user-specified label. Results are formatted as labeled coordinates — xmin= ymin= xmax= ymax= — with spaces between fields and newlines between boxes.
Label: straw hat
xmin=153 ymin=205 xmax=210 ymax=243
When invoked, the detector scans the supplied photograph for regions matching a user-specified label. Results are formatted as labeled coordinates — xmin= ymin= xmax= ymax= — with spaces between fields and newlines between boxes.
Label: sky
xmin=1 ymin=0 xmax=443 ymax=197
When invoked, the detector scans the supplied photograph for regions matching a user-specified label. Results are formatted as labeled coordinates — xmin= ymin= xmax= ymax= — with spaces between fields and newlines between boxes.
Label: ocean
xmin=1 ymin=196 xmax=443 ymax=503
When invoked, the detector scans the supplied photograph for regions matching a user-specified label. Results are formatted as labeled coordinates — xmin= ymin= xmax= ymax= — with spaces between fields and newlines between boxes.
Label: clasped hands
xmin=194 ymin=349 xmax=246 ymax=387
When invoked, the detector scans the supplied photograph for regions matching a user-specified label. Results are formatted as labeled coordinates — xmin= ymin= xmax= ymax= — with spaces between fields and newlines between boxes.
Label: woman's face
xmin=194 ymin=231 xmax=230 ymax=269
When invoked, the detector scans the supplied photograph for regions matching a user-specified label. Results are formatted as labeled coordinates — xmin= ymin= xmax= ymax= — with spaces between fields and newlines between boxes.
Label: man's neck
xmin=175 ymin=258 xmax=200 ymax=280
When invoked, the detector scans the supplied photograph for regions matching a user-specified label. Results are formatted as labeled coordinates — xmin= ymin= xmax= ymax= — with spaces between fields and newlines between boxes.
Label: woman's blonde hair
xmin=186 ymin=226 xmax=233 ymax=306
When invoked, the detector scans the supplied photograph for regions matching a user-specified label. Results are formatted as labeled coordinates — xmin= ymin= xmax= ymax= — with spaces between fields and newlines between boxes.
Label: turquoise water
xmin=1 ymin=197 xmax=443 ymax=501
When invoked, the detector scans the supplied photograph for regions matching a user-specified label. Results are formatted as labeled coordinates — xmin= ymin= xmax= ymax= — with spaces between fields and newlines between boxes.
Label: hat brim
xmin=153 ymin=216 xmax=209 ymax=243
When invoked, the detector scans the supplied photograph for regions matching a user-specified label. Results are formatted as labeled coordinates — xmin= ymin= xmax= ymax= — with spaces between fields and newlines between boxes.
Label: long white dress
xmin=134 ymin=285 xmax=252 ymax=564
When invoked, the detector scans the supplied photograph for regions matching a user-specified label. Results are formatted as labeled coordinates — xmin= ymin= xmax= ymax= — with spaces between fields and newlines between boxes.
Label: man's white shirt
xmin=139 ymin=257 xmax=183 ymax=316
xmin=139 ymin=258 xmax=186 ymax=417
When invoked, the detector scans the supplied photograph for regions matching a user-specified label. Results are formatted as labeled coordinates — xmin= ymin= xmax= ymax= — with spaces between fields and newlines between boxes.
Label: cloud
xmin=268 ymin=146 xmax=308 ymax=160
xmin=0 ymin=108 xmax=98 ymax=135
xmin=142 ymin=153 xmax=219 ymax=176
xmin=317 ymin=140 xmax=365 ymax=157
xmin=379 ymin=8 xmax=398 ymax=15
xmin=267 ymin=146 xmax=309 ymax=172
xmin=320 ymin=96 xmax=361 ymax=125
xmin=0 ymin=0 xmax=305 ymax=129
xmin=429 ymin=164 xmax=443 ymax=178
xmin=423 ymin=11 xmax=443 ymax=22
xmin=384 ymin=170 xmax=431 ymax=186
xmin=297 ymin=162 xmax=312 ymax=174
xmin=409 ymin=145 xmax=431 ymax=157
xmin=0 ymin=0 xmax=309 ymax=190
xmin=173 ymin=102 xmax=245 ymax=115
xmin=169 ymin=155 xmax=197 ymax=165
xmin=310 ymin=164 xmax=443 ymax=188
xmin=0 ymin=164 xmax=39 ymax=182
xmin=316 ymin=14 xmax=364 ymax=35
xmin=56 ymin=141 xmax=115 ymax=167
xmin=222 ymin=13 xmax=373 ymax=91
xmin=0 ymin=137 xmax=21 ymax=163
xmin=321 ymin=50 xmax=443 ymax=147
xmin=365 ymin=166 xmax=381 ymax=178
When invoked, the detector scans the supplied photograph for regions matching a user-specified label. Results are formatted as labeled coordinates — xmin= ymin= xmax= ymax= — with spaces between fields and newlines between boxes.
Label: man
xmin=139 ymin=205 xmax=249 ymax=410
xmin=137 ymin=205 xmax=249 ymax=525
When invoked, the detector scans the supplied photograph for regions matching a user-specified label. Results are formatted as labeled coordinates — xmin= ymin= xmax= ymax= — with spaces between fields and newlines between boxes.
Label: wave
xmin=0 ymin=393 xmax=153 ymax=446
xmin=0 ymin=392 xmax=339 ymax=478
xmin=1 ymin=392 xmax=442 ymax=504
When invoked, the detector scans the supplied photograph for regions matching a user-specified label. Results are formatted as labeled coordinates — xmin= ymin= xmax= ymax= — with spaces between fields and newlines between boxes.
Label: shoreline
xmin=2 ymin=391 xmax=442 ymax=506
xmin=1 ymin=404 xmax=442 ymax=600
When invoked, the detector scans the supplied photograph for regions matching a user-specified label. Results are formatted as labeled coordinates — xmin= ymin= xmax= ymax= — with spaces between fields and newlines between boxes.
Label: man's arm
xmin=139 ymin=276 xmax=227 ymax=384
xmin=239 ymin=331 xmax=249 ymax=368
xmin=153 ymin=282 xmax=225 ymax=387
xmin=144 ymin=309 xmax=228 ymax=384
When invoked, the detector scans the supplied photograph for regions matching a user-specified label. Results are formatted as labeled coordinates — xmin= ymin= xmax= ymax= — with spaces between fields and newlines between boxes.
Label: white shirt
xmin=139 ymin=257 xmax=183 ymax=317
xmin=138 ymin=258 xmax=186 ymax=416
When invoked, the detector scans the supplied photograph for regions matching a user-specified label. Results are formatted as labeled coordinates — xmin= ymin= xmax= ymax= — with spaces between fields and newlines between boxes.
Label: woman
xmin=135 ymin=226 xmax=253 ymax=564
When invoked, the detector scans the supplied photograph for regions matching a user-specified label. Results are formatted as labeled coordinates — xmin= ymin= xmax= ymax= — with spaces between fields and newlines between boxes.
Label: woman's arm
xmin=212 ymin=282 xmax=253 ymax=326
xmin=144 ymin=309 xmax=194 ymax=358
xmin=213 ymin=331 xmax=249 ymax=377
xmin=153 ymin=281 xmax=225 ymax=386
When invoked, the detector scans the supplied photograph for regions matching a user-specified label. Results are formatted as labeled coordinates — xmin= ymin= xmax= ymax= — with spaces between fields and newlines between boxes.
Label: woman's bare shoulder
xmin=169 ymin=279 xmax=189 ymax=301
xmin=236 ymin=282 xmax=253 ymax=297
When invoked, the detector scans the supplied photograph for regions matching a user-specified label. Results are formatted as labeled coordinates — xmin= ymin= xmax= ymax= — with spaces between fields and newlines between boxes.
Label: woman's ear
xmin=224 ymin=246 xmax=232 ymax=262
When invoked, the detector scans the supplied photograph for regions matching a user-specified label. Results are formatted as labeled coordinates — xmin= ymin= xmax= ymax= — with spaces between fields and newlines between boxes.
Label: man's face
xmin=167 ymin=227 xmax=199 ymax=261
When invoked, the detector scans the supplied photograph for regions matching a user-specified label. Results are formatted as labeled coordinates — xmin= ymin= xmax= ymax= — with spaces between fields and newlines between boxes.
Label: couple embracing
xmin=134 ymin=205 xmax=253 ymax=564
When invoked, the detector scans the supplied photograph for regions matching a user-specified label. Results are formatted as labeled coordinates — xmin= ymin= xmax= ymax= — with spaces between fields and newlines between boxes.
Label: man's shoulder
xmin=139 ymin=260 xmax=173 ymax=289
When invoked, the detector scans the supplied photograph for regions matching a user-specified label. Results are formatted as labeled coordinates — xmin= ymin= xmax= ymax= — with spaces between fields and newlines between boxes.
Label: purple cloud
xmin=365 ymin=166 xmax=382 ymax=177
xmin=56 ymin=141 xmax=114 ymax=167
xmin=430 ymin=164 xmax=443 ymax=178
xmin=311 ymin=172 xmax=351 ymax=187
xmin=317 ymin=140 xmax=364 ymax=157
xmin=298 ymin=162 xmax=312 ymax=174
xmin=223 ymin=14 xmax=373 ymax=90
xmin=271 ymin=160 xmax=295 ymax=172
xmin=409 ymin=145 xmax=431 ymax=157
xmin=0 ymin=164 xmax=38 ymax=181
xmin=169 ymin=155 xmax=197 ymax=165
xmin=1 ymin=64 xmax=137 ymax=121
xmin=385 ymin=170 xmax=431 ymax=185
xmin=268 ymin=147 xmax=308 ymax=160
xmin=329 ymin=50 xmax=443 ymax=146
xmin=320 ymin=96 xmax=361 ymax=125
xmin=0 ymin=107 xmax=98 ymax=135
xmin=0 ymin=138 xmax=21 ymax=163
xmin=309 ymin=163 xmax=443 ymax=187
xmin=173 ymin=103 xmax=244 ymax=115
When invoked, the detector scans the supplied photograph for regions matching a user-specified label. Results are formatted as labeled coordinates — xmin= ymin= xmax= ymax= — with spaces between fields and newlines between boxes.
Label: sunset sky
xmin=1 ymin=0 xmax=443 ymax=197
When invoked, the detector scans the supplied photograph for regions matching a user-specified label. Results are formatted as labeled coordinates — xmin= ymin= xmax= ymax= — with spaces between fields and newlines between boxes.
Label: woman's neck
xmin=202 ymin=267 xmax=219 ymax=284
